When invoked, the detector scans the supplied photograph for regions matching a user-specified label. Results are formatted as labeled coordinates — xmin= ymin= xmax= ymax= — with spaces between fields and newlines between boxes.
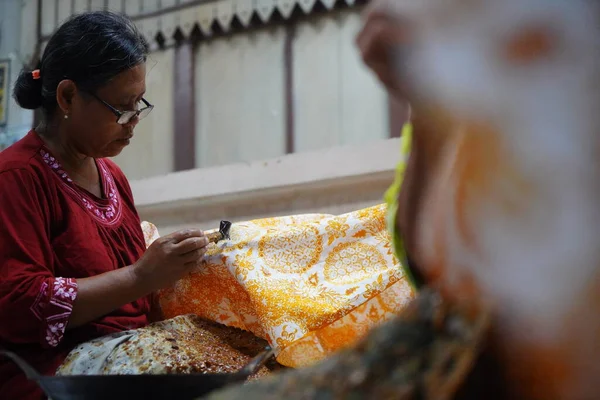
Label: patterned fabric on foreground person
xmin=56 ymin=205 xmax=415 ymax=373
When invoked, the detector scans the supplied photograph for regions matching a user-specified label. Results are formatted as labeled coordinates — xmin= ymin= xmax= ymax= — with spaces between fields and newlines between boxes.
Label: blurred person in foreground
xmin=0 ymin=11 xmax=209 ymax=399
xmin=360 ymin=0 xmax=600 ymax=399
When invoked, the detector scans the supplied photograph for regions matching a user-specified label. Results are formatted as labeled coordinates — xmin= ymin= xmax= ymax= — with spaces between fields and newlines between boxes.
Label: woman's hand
xmin=67 ymin=229 xmax=208 ymax=329
xmin=132 ymin=229 xmax=209 ymax=292
xmin=356 ymin=2 xmax=408 ymax=99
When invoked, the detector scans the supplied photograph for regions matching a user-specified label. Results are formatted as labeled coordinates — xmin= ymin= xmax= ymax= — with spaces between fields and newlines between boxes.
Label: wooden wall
xmin=115 ymin=7 xmax=389 ymax=179
xmin=195 ymin=26 xmax=287 ymax=168
xmin=291 ymin=10 xmax=388 ymax=153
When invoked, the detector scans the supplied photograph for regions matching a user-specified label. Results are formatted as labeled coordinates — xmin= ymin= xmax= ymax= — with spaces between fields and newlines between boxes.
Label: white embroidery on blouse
xmin=39 ymin=149 xmax=122 ymax=226
xmin=30 ymin=277 xmax=78 ymax=348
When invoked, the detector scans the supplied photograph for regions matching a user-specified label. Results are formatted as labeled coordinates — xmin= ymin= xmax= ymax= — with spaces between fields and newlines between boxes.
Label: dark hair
xmin=13 ymin=11 xmax=149 ymax=117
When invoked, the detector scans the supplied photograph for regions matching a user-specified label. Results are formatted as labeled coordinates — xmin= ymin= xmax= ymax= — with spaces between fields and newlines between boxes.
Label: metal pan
xmin=1 ymin=347 xmax=273 ymax=400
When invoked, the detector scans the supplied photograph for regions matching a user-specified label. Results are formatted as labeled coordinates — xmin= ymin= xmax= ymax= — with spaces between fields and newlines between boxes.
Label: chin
xmin=103 ymin=144 xmax=128 ymax=158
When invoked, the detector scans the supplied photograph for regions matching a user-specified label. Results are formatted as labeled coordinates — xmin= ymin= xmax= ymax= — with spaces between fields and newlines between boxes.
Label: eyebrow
xmin=118 ymin=92 xmax=146 ymax=104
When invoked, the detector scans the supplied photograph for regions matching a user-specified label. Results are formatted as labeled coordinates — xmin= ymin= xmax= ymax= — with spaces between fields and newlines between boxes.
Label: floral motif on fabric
xmin=30 ymin=277 xmax=78 ymax=348
xmin=39 ymin=149 xmax=122 ymax=226
xmin=157 ymin=204 xmax=416 ymax=368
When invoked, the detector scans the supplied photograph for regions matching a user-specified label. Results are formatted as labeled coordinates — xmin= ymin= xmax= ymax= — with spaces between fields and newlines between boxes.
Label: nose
xmin=124 ymin=113 xmax=141 ymax=128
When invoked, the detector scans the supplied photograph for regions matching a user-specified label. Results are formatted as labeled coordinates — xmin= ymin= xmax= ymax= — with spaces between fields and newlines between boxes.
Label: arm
xmin=0 ymin=168 xmax=81 ymax=347
xmin=58 ymin=230 xmax=204 ymax=329
xmin=0 ymin=169 xmax=207 ymax=347
xmin=0 ymin=169 xmax=150 ymax=335
xmin=66 ymin=265 xmax=151 ymax=329
xmin=69 ymin=220 xmax=164 ymax=328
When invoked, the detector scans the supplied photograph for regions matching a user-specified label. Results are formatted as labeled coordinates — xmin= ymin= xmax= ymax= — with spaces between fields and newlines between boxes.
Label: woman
xmin=0 ymin=11 xmax=209 ymax=400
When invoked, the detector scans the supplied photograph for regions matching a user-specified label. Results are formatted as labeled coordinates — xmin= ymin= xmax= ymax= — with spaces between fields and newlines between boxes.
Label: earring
xmin=64 ymin=114 xmax=69 ymax=119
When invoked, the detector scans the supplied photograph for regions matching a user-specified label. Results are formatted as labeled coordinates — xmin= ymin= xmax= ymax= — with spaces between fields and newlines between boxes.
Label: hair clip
xmin=31 ymin=69 xmax=41 ymax=80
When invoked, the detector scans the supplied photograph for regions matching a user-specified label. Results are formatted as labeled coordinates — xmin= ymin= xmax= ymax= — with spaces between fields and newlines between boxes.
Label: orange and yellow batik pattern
xmin=143 ymin=204 xmax=415 ymax=368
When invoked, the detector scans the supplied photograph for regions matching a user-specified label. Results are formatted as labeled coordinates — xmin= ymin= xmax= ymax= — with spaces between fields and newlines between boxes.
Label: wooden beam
xmin=173 ymin=40 xmax=196 ymax=171
xmin=284 ymin=24 xmax=295 ymax=154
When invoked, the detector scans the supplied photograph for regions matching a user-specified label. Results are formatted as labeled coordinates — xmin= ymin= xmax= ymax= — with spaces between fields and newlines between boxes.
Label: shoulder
xmin=0 ymin=141 xmax=50 ymax=195
xmin=0 ymin=130 xmax=45 ymax=174
xmin=0 ymin=167 xmax=38 ymax=191
xmin=0 ymin=166 xmax=50 ymax=218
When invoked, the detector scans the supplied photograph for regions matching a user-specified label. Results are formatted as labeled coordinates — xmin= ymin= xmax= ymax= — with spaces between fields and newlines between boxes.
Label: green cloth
xmin=384 ymin=123 xmax=420 ymax=289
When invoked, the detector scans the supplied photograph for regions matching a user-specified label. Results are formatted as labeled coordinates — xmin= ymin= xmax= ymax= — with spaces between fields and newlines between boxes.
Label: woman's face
xmin=65 ymin=63 xmax=147 ymax=158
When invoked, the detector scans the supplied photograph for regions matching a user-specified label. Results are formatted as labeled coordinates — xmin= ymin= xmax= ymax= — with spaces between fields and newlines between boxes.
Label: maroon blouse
xmin=0 ymin=131 xmax=151 ymax=400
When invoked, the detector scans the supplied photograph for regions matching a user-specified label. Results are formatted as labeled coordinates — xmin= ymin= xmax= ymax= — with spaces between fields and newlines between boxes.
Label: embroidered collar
xmin=39 ymin=149 xmax=122 ymax=226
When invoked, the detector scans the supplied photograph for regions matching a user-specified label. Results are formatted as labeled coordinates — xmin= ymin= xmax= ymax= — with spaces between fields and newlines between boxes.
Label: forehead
xmin=99 ymin=63 xmax=146 ymax=97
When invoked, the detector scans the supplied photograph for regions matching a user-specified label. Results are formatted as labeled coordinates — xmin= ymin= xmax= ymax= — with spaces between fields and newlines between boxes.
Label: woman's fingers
xmin=169 ymin=229 xmax=205 ymax=244
xmin=173 ymin=236 xmax=209 ymax=255
xmin=181 ymin=247 xmax=208 ymax=265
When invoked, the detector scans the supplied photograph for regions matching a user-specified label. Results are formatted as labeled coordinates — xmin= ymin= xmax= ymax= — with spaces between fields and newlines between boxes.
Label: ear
xmin=56 ymin=79 xmax=78 ymax=115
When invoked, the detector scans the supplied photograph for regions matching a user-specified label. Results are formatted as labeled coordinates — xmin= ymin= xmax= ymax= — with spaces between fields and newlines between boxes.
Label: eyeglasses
xmin=89 ymin=93 xmax=154 ymax=125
